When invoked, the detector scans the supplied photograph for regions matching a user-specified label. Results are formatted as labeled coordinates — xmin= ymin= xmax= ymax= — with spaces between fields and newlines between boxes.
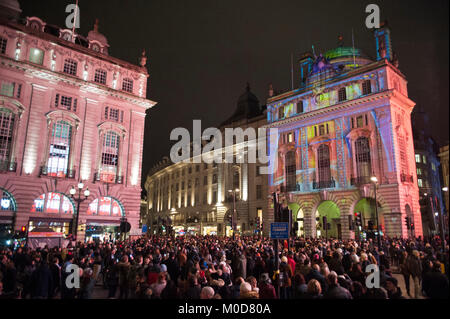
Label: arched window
xmin=31 ymin=192 xmax=74 ymax=214
xmin=1 ymin=188 xmax=16 ymax=211
xmin=47 ymin=120 xmax=72 ymax=177
xmin=100 ymin=131 xmax=119 ymax=183
xmin=87 ymin=197 xmax=124 ymax=216
xmin=285 ymin=151 xmax=296 ymax=191
xmin=0 ymin=108 xmax=15 ymax=170
xmin=317 ymin=144 xmax=331 ymax=187
xmin=355 ymin=137 xmax=372 ymax=182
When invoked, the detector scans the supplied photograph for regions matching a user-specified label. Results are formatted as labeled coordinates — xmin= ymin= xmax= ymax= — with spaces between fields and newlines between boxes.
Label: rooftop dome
xmin=0 ymin=0 xmax=22 ymax=20
xmin=221 ymin=83 xmax=263 ymax=126
xmin=87 ymin=19 xmax=109 ymax=48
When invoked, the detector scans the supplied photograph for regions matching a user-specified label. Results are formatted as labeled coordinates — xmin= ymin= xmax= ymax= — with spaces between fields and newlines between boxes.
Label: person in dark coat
xmin=258 ymin=273 xmax=277 ymax=299
xmin=305 ymin=264 xmax=328 ymax=293
xmin=323 ymin=272 xmax=352 ymax=299
xmin=328 ymin=252 xmax=345 ymax=275
xmin=385 ymin=277 xmax=405 ymax=299
xmin=30 ymin=261 xmax=53 ymax=299
xmin=422 ymin=261 xmax=449 ymax=299
xmin=49 ymin=257 xmax=61 ymax=298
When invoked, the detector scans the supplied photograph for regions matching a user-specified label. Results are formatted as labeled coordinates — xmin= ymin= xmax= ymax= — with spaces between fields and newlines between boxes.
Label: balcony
xmin=400 ymin=173 xmax=414 ymax=183
xmin=312 ymin=179 xmax=336 ymax=190
xmin=280 ymin=184 xmax=301 ymax=192
xmin=350 ymin=176 xmax=372 ymax=186
xmin=39 ymin=166 xmax=76 ymax=179
xmin=0 ymin=160 xmax=17 ymax=173
xmin=93 ymin=171 xmax=123 ymax=184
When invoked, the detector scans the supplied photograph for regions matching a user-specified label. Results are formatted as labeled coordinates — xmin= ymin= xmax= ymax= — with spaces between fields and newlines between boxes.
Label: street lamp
xmin=370 ymin=176 xmax=381 ymax=250
xmin=70 ymin=181 xmax=90 ymax=241
xmin=228 ymin=188 xmax=240 ymax=240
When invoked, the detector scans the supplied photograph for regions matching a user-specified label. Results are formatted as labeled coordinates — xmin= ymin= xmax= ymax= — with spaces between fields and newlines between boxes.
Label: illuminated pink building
xmin=0 ymin=1 xmax=156 ymax=242
xmin=266 ymin=24 xmax=422 ymax=239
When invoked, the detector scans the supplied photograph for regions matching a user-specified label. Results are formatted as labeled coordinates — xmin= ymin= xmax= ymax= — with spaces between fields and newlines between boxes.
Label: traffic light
xmin=349 ymin=215 xmax=354 ymax=230
xmin=354 ymin=212 xmax=362 ymax=226
xmin=405 ymin=216 xmax=410 ymax=229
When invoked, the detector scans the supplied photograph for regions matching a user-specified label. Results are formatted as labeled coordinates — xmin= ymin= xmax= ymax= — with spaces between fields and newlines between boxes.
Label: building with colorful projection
xmin=0 ymin=0 xmax=156 ymax=243
xmin=265 ymin=23 xmax=422 ymax=239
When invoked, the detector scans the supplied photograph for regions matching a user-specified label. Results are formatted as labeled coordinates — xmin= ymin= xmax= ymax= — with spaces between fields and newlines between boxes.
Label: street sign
xmin=270 ymin=222 xmax=289 ymax=239
xmin=142 ymin=224 xmax=148 ymax=233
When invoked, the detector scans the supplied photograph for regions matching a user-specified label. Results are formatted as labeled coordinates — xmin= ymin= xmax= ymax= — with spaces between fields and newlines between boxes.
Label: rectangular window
xmin=94 ymin=69 xmax=107 ymax=85
xmin=16 ymin=84 xmax=22 ymax=99
xmin=422 ymin=155 xmax=427 ymax=164
xmin=256 ymin=185 xmax=262 ymax=199
xmin=338 ymin=87 xmax=347 ymax=102
xmin=365 ymin=114 xmax=368 ymax=126
xmin=29 ymin=48 xmax=44 ymax=65
xmin=417 ymin=168 xmax=422 ymax=176
xmin=431 ymin=162 xmax=436 ymax=171
xmin=63 ymin=59 xmax=77 ymax=76
xmin=297 ymin=101 xmax=304 ymax=113
xmin=415 ymin=154 xmax=421 ymax=163
xmin=351 ymin=118 xmax=354 ymax=129
xmin=417 ymin=178 xmax=423 ymax=187
xmin=60 ymin=96 xmax=72 ymax=110
xmin=362 ymin=80 xmax=372 ymax=95
xmin=319 ymin=125 xmax=325 ymax=136
xmin=0 ymin=37 xmax=7 ymax=54
xmin=357 ymin=116 xmax=364 ymax=128
xmin=0 ymin=82 xmax=14 ymax=97
xmin=122 ymin=78 xmax=133 ymax=93
xmin=314 ymin=126 xmax=317 ymax=137
xmin=288 ymin=133 xmax=293 ymax=143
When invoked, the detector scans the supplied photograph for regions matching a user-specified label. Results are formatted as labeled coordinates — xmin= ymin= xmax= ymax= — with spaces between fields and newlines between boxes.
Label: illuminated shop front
xmin=0 ymin=188 xmax=17 ymax=245
xmin=29 ymin=192 xmax=75 ymax=237
xmin=186 ymin=225 xmax=200 ymax=235
xmin=173 ymin=225 xmax=185 ymax=236
xmin=85 ymin=196 xmax=125 ymax=241
xmin=202 ymin=226 xmax=217 ymax=236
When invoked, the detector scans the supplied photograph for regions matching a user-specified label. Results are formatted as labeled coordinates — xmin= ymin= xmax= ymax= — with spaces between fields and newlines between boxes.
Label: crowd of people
xmin=0 ymin=235 xmax=448 ymax=300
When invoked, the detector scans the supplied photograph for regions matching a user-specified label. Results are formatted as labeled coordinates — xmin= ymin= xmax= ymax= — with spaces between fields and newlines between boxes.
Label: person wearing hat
xmin=239 ymin=281 xmax=259 ymax=299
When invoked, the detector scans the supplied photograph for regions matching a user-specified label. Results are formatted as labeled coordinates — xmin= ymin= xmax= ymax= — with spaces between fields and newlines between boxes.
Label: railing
xmin=312 ymin=180 xmax=336 ymax=190
xmin=350 ymin=176 xmax=372 ymax=186
xmin=39 ymin=166 xmax=76 ymax=178
xmin=400 ymin=173 xmax=414 ymax=183
xmin=280 ymin=184 xmax=301 ymax=192
xmin=93 ymin=171 xmax=123 ymax=184
xmin=0 ymin=160 xmax=17 ymax=172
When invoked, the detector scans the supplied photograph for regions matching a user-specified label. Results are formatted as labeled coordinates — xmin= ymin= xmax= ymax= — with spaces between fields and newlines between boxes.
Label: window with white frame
xmin=122 ymin=78 xmax=133 ymax=93
xmin=63 ymin=59 xmax=77 ymax=76
xmin=55 ymin=94 xmax=77 ymax=112
xmin=338 ymin=87 xmax=347 ymax=102
xmin=0 ymin=81 xmax=15 ymax=97
xmin=0 ymin=37 xmax=7 ymax=54
xmin=29 ymin=48 xmax=44 ymax=65
xmin=100 ymin=131 xmax=120 ymax=183
xmin=94 ymin=69 xmax=107 ymax=85
xmin=0 ymin=108 xmax=15 ymax=165
xmin=104 ymin=106 xmax=123 ymax=123
xmin=47 ymin=120 xmax=72 ymax=177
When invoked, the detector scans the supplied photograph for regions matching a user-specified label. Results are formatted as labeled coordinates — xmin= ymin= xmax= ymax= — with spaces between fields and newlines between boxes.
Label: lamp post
xmin=228 ymin=189 xmax=239 ymax=240
xmin=370 ymin=176 xmax=381 ymax=250
xmin=69 ymin=181 xmax=90 ymax=242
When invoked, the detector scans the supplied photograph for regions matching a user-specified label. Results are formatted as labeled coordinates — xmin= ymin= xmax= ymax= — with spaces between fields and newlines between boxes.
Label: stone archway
xmin=315 ymin=200 xmax=341 ymax=238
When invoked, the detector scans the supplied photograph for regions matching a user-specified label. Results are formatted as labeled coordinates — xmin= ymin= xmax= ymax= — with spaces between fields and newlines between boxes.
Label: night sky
xmin=19 ymin=0 xmax=449 ymax=188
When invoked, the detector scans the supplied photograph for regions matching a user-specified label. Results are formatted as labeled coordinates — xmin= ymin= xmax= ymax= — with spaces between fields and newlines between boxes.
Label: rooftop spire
xmin=94 ymin=18 xmax=99 ymax=32
xmin=140 ymin=49 xmax=147 ymax=67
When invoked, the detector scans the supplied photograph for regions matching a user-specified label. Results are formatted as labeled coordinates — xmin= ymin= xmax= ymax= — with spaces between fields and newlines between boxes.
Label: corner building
xmin=0 ymin=1 xmax=156 ymax=242
xmin=265 ymin=24 xmax=422 ymax=239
